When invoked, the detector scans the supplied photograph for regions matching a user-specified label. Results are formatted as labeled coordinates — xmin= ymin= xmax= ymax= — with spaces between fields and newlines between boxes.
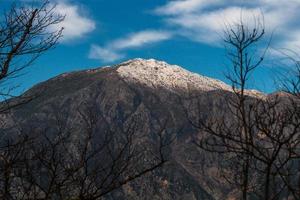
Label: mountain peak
xmin=116 ymin=58 xmax=232 ymax=92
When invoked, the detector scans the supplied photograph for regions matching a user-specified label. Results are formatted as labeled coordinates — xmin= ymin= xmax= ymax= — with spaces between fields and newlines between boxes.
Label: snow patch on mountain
xmin=116 ymin=58 xmax=232 ymax=92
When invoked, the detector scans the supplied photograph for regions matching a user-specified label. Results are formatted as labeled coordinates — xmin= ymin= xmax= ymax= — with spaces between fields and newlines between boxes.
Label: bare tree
xmin=181 ymin=15 xmax=300 ymax=200
xmin=276 ymin=51 xmax=300 ymax=199
xmin=0 ymin=0 xmax=64 ymax=111
xmin=1 ymin=101 xmax=170 ymax=200
xmin=184 ymin=16 xmax=267 ymax=200
xmin=0 ymin=0 xmax=63 ymax=199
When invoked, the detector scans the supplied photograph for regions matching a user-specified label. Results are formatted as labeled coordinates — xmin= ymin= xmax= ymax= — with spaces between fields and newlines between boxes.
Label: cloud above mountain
xmin=89 ymin=30 xmax=172 ymax=62
xmin=89 ymin=0 xmax=300 ymax=63
xmin=51 ymin=3 xmax=96 ymax=42
xmin=19 ymin=0 xmax=96 ymax=41
xmin=154 ymin=0 xmax=300 ymax=50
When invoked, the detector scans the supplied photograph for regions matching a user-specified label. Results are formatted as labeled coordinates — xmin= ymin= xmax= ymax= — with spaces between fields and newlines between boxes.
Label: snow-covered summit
xmin=116 ymin=58 xmax=232 ymax=92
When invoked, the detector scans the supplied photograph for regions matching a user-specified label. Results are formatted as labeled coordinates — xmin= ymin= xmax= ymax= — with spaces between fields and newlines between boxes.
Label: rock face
xmin=4 ymin=59 xmax=263 ymax=200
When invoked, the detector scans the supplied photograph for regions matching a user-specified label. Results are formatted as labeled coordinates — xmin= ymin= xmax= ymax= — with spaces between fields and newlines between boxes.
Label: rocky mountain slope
xmin=2 ymin=58 xmax=265 ymax=200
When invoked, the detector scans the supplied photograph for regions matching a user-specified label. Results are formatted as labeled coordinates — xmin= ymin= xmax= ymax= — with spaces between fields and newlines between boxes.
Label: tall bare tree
xmin=182 ymin=15 xmax=300 ymax=200
xmin=185 ymin=16 xmax=267 ymax=200
xmin=277 ymin=51 xmax=300 ymax=199
xmin=0 ymin=1 xmax=64 ymax=199
xmin=0 ymin=0 xmax=64 ymax=111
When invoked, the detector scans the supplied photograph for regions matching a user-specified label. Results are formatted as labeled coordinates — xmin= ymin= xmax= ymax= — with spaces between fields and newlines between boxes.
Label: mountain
xmin=1 ymin=59 xmax=264 ymax=199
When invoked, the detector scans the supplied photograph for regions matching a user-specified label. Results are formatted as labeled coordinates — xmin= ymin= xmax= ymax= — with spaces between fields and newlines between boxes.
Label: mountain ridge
xmin=24 ymin=58 xmax=264 ymax=99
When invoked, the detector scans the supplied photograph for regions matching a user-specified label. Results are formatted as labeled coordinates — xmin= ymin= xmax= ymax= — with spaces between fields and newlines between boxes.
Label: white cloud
xmin=154 ymin=0 xmax=221 ymax=15
xmin=167 ymin=7 xmax=264 ymax=44
xmin=50 ymin=3 xmax=96 ymax=42
xmin=110 ymin=30 xmax=172 ymax=49
xmin=154 ymin=0 xmax=300 ymax=50
xmin=89 ymin=45 xmax=124 ymax=63
xmin=281 ymin=30 xmax=300 ymax=51
xmin=89 ymin=30 xmax=172 ymax=63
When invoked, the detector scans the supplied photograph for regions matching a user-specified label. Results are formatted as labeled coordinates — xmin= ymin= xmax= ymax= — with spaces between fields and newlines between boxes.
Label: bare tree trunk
xmin=242 ymin=157 xmax=250 ymax=200
xmin=4 ymin=166 xmax=10 ymax=200
xmin=265 ymin=165 xmax=272 ymax=200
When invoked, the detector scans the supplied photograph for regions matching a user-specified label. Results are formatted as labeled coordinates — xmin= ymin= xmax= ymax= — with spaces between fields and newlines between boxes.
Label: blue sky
xmin=3 ymin=0 xmax=300 ymax=94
